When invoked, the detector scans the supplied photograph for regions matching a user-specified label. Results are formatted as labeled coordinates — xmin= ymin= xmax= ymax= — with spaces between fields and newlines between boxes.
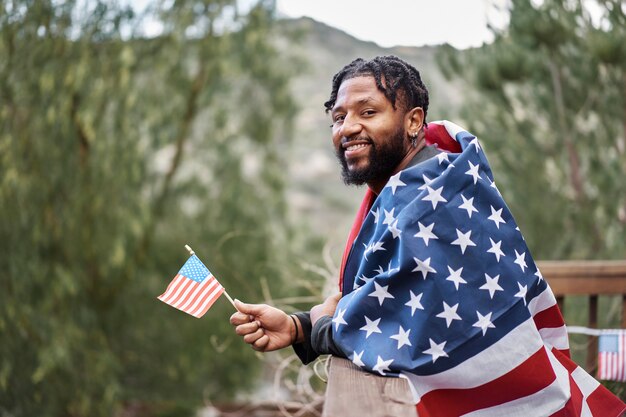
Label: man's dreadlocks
xmin=324 ymin=55 xmax=429 ymax=122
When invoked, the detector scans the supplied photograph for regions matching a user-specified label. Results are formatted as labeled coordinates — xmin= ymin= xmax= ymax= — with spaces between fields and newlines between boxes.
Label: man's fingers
xmin=235 ymin=321 xmax=260 ymax=336
xmin=230 ymin=312 xmax=253 ymax=325
xmin=252 ymin=334 xmax=270 ymax=351
xmin=243 ymin=328 xmax=265 ymax=344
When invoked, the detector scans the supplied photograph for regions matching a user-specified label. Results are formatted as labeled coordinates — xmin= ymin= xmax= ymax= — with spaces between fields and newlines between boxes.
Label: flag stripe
xmin=191 ymin=286 xmax=225 ymax=318
xmin=186 ymin=278 xmax=222 ymax=315
xmin=158 ymin=275 xmax=189 ymax=303
xmin=176 ymin=276 xmax=215 ymax=311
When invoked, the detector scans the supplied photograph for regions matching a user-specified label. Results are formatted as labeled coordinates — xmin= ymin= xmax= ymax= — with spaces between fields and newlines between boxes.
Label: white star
xmin=390 ymin=325 xmax=412 ymax=349
xmin=374 ymin=265 xmax=385 ymax=275
xmin=405 ymin=290 xmax=424 ymax=316
xmin=514 ymin=250 xmax=527 ymax=272
xmin=412 ymin=257 xmax=437 ymax=279
xmin=469 ymin=137 xmax=482 ymax=152
xmin=458 ymin=194 xmax=479 ymax=218
xmin=352 ymin=350 xmax=365 ymax=367
xmin=422 ymin=185 xmax=447 ymax=210
xmin=383 ymin=208 xmax=396 ymax=226
xmin=373 ymin=355 xmax=394 ymax=375
xmin=436 ymin=302 xmax=462 ymax=328
xmin=486 ymin=238 xmax=505 ymax=262
xmin=445 ymin=265 xmax=467 ymax=290
xmin=368 ymin=282 xmax=395 ymax=306
xmin=386 ymin=172 xmax=406 ymax=195
xmin=489 ymin=178 xmax=501 ymax=195
xmin=332 ymin=308 xmax=348 ymax=331
xmin=414 ymin=222 xmax=438 ymax=246
xmin=372 ymin=208 xmax=380 ymax=225
xmin=465 ymin=161 xmax=481 ymax=184
xmin=360 ymin=316 xmax=382 ymax=338
xmin=480 ymin=273 xmax=504 ymax=299
xmin=358 ymin=274 xmax=373 ymax=284
xmin=418 ymin=174 xmax=435 ymax=190
xmin=389 ymin=220 xmax=402 ymax=239
xmin=423 ymin=338 xmax=448 ymax=363
xmin=451 ymin=229 xmax=476 ymax=254
xmin=535 ymin=269 xmax=544 ymax=281
xmin=515 ymin=282 xmax=528 ymax=305
xmin=436 ymin=152 xmax=449 ymax=165
xmin=487 ymin=206 xmax=506 ymax=229
xmin=473 ymin=311 xmax=495 ymax=336
xmin=363 ymin=241 xmax=385 ymax=260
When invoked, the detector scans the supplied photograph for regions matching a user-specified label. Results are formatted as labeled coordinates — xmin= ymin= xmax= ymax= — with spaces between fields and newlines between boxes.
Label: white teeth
xmin=347 ymin=144 xmax=368 ymax=151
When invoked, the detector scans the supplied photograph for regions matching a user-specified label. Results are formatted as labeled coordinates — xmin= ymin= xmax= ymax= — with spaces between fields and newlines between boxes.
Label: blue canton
xmin=179 ymin=255 xmax=211 ymax=283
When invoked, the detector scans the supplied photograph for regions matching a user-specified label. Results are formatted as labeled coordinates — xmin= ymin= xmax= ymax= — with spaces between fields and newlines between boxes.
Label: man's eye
xmin=363 ymin=110 xmax=376 ymax=116
xmin=333 ymin=115 xmax=345 ymax=123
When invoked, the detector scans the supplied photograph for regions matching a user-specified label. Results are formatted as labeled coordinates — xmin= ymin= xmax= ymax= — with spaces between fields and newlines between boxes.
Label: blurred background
xmin=1 ymin=0 xmax=624 ymax=415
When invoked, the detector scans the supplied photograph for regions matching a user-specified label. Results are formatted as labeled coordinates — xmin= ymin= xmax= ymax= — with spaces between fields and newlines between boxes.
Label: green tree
xmin=438 ymin=0 xmax=625 ymax=260
xmin=0 ymin=1 xmax=313 ymax=415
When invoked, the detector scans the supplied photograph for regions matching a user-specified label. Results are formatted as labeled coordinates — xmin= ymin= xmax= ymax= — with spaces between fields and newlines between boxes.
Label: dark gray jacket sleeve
xmin=292 ymin=311 xmax=346 ymax=365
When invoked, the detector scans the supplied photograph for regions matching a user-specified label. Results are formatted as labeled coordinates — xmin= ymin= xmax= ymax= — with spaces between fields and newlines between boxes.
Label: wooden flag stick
xmin=184 ymin=244 xmax=238 ymax=311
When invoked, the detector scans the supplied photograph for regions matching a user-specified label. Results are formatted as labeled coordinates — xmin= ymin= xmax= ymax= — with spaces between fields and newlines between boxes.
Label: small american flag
xmin=598 ymin=330 xmax=626 ymax=382
xmin=158 ymin=255 xmax=224 ymax=318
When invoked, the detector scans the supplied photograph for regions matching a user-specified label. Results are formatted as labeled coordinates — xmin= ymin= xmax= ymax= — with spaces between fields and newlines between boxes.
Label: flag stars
xmin=412 ymin=257 xmax=437 ymax=279
xmin=514 ymin=250 xmax=528 ymax=272
xmin=352 ymin=350 xmax=365 ymax=367
xmin=480 ymin=273 xmax=504 ymax=299
xmin=436 ymin=302 xmax=462 ymax=328
xmin=372 ymin=208 xmax=380 ymax=225
xmin=436 ymin=152 xmax=449 ymax=165
xmin=418 ymin=174 xmax=435 ymax=190
xmin=363 ymin=241 xmax=385 ymax=260
xmin=473 ymin=311 xmax=496 ymax=336
xmin=465 ymin=160 xmax=481 ymax=184
xmin=451 ymin=229 xmax=476 ymax=254
xmin=360 ymin=316 xmax=382 ymax=338
xmin=446 ymin=266 xmax=467 ymax=290
xmin=390 ymin=325 xmax=412 ymax=349
xmin=535 ymin=269 xmax=544 ymax=281
xmin=422 ymin=185 xmax=447 ymax=210
xmin=389 ymin=220 xmax=402 ymax=239
xmin=373 ymin=355 xmax=394 ymax=375
xmin=414 ymin=222 xmax=438 ymax=246
xmin=383 ymin=208 xmax=396 ymax=226
xmin=368 ymin=282 xmax=395 ymax=306
xmin=423 ymin=338 xmax=448 ymax=363
xmin=405 ymin=290 xmax=424 ymax=316
xmin=458 ymin=194 xmax=479 ymax=218
xmin=332 ymin=308 xmax=348 ymax=331
xmin=486 ymin=238 xmax=505 ymax=262
xmin=386 ymin=172 xmax=406 ymax=195
xmin=515 ymin=282 xmax=528 ymax=305
xmin=487 ymin=206 xmax=506 ymax=229
xmin=469 ymin=137 xmax=482 ymax=152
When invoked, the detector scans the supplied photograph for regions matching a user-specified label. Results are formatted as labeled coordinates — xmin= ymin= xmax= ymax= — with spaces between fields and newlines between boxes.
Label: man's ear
xmin=405 ymin=107 xmax=424 ymax=135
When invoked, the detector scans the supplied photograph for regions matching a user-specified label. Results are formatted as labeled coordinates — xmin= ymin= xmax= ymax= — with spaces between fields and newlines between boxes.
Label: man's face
xmin=330 ymin=76 xmax=409 ymax=186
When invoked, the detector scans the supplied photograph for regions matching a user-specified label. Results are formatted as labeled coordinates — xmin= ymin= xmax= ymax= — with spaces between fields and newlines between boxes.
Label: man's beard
xmin=336 ymin=127 xmax=407 ymax=186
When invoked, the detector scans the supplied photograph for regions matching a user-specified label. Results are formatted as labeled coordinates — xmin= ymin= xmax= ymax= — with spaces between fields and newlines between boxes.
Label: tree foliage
xmin=0 ymin=1 xmax=313 ymax=415
xmin=438 ymin=0 xmax=626 ymax=259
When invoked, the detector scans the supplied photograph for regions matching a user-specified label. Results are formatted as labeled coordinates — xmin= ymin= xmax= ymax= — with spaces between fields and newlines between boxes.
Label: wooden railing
xmin=322 ymin=260 xmax=626 ymax=417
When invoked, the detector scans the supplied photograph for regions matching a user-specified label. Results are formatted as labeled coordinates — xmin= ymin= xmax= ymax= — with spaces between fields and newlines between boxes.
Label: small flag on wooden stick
xmin=158 ymin=245 xmax=236 ymax=317
xmin=598 ymin=330 xmax=626 ymax=382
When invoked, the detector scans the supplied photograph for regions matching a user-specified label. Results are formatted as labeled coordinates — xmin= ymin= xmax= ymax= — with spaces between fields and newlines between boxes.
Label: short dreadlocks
xmin=324 ymin=56 xmax=429 ymax=122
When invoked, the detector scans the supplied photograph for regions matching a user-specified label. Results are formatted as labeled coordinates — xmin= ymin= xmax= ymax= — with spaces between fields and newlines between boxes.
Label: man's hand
xmin=230 ymin=300 xmax=297 ymax=352
xmin=310 ymin=293 xmax=342 ymax=326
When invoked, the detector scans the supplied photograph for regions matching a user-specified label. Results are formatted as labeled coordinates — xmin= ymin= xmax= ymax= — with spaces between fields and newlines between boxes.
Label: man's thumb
xmin=235 ymin=299 xmax=264 ymax=315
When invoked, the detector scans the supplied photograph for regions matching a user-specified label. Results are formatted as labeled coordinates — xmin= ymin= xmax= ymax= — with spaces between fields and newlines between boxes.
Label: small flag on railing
xmin=598 ymin=330 xmax=626 ymax=382
xmin=158 ymin=254 xmax=225 ymax=318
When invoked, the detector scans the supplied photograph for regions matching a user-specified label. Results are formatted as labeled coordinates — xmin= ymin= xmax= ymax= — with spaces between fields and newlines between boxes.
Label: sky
xmin=276 ymin=0 xmax=509 ymax=49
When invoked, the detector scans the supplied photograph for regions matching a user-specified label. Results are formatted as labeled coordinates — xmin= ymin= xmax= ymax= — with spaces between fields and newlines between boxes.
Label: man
xmin=230 ymin=56 xmax=625 ymax=416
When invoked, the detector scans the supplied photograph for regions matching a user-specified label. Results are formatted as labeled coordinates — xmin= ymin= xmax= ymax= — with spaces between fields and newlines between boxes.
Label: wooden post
xmin=586 ymin=295 xmax=598 ymax=373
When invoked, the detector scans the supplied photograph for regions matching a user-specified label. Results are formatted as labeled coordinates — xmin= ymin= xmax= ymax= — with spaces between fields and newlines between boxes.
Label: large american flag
xmin=598 ymin=330 xmax=626 ymax=382
xmin=333 ymin=121 xmax=625 ymax=416
xmin=158 ymin=255 xmax=224 ymax=318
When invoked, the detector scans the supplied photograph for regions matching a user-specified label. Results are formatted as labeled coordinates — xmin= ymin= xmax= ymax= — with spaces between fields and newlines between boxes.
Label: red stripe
xmin=586 ymin=383 xmax=626 ymax=417
xmin=178 ymin=278 xmax=216 ymax=312
xmin=185 ymin=278 xmax=220 ymax=315
xmin=549 ymin=373 xmax=582 ymax=417
xmin=416 ymin=348 xmax=555 ymax=417
xmin=163 ymin=276 xmax=194 ymax=305
xmin=192 ymin=286 xmax=225 ymax=317
xmin=533 ymin=304 xmax=566 ymax=330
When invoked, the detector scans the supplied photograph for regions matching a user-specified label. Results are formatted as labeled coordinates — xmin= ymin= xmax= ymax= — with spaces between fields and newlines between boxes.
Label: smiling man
xmin=230 ymin=56 xmax=625 ymax=417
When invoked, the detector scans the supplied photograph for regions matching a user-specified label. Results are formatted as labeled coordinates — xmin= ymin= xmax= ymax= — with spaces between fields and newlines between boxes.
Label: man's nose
xmin=339 ymin=114 xmax=363 ymax=139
